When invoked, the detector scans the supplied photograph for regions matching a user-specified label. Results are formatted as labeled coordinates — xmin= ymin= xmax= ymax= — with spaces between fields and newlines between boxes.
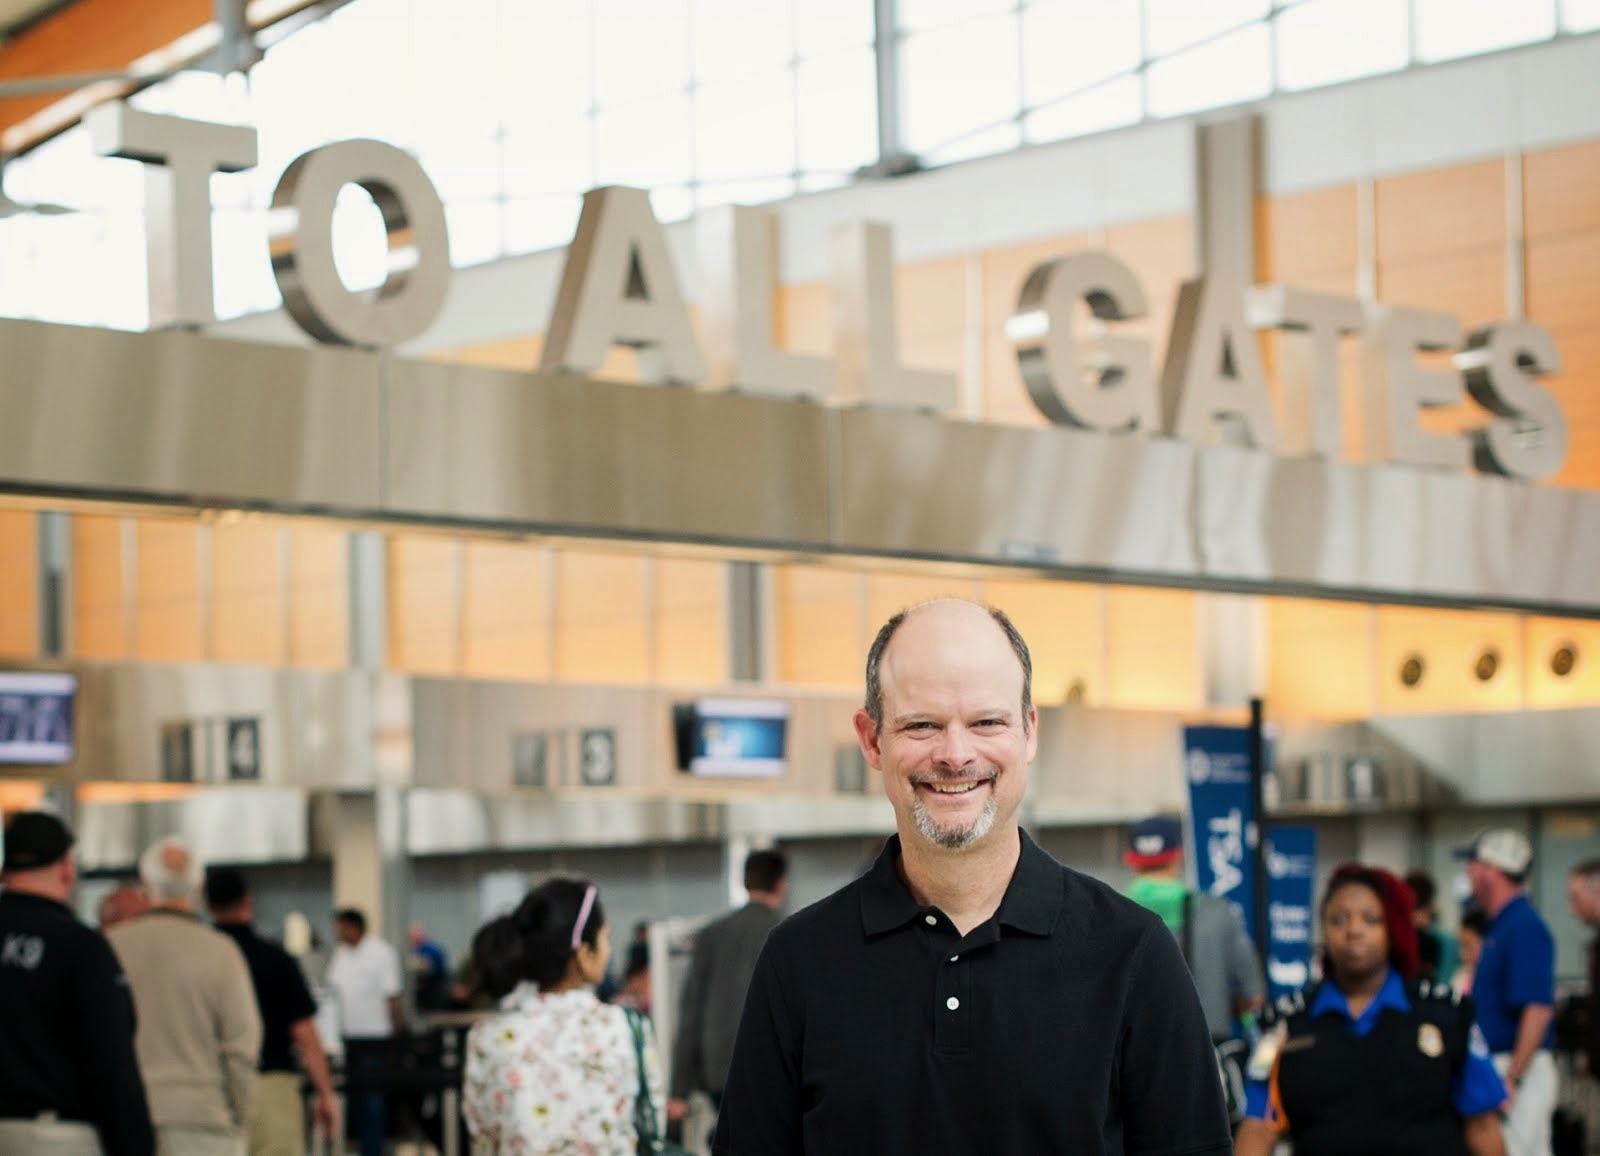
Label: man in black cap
xmin=0 ymin=810 xmax=155 ymax=1155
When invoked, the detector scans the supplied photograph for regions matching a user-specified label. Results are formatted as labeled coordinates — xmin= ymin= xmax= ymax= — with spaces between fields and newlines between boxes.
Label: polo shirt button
xmin=923 ymin=915 xmax=937 ymax=926
xmin=949 ymin=956 xmax=959 ymax=963
xmin=946 ymin=997 xmax=960 ymax=1011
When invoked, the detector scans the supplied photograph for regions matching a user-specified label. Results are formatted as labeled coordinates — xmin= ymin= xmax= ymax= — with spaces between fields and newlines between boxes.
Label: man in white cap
xmin=1458 ymin=828 xmax=1556 ymax=1156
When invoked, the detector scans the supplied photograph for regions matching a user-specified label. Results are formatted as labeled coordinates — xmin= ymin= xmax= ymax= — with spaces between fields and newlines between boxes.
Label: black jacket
xmin=0 ymin=891 xmax=155 ymax=1155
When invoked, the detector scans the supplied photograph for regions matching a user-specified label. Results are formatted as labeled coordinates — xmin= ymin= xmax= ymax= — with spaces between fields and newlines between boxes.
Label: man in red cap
xmin=1124 ymin=813 xmax=1265 ymax=1043
xmin=0 ymin=810 xmax=155 ymax=1155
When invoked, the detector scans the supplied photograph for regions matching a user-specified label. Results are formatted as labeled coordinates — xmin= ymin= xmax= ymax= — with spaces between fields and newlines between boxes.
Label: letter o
xmin=270 ymin=139 xmax=451 ymax=347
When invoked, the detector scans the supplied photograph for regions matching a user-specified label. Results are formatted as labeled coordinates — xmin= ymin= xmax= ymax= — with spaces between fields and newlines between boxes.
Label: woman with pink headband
xmin=464 ymin=877 xmax=668 ymax=1154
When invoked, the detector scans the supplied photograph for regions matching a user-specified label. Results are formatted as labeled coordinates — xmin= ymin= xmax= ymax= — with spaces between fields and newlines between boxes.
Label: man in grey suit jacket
xmin=668 ymin=849 xmax=788 ymax=1120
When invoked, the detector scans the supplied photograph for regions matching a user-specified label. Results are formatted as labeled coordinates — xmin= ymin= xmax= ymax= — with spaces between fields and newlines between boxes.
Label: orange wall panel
xmin=775 ymin=564 xmax=863 ymax=688
xmin=388 ymin=535 xmax=460 ymax=675
xmin=1525 ymin=231 xmax=1600 ymax=333
xmin=0 ymin=510 xmax=38 ymax=658
xmin=554 ymin=550 xmax=649 ymax=683
xmin=1266 ymin=597 xmax=1375 ymax=721
xmin=1377 ymin=248 xmax=1508 ymax=331
xmin=1523 ymin=139 xmax=1600 ymax=240
xmin=71 ymin=516 xmax=128 ymax=660
xmin=1375 ymin=160 xmax=1506 ymax=263
xmin=1256 ymin=184 xmax=1360 ymax=282
xmin=460 ymin=540 xmax=552 ymax=681
xmin=653 ymin=557 xmax=729 ymax=686
xmin=1104 ymin=587 xmax=1200 ymax=710
xmin=211 ymin=522 xmax=286 ymax=665
xmin=980 ymin=578 xmax=1103 ymax=706
xmin=133 ymin=519 xmax=203 ymax=663
xmin=288 ymin=524 xmax=347 ymax=669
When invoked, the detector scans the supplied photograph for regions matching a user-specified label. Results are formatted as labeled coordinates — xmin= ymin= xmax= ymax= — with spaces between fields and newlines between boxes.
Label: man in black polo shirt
xmin=0 ymin=810 xmax=154 ymax=1155
xmin=713 ymin=600 xmax=1231 ymax=1155
xmin=205 ymin=866 xmax=338 ymax=1156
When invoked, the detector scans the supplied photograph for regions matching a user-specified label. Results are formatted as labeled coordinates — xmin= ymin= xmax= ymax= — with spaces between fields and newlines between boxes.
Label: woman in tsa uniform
xmin=1234 ymin=863 xmax=1509 ymax=1156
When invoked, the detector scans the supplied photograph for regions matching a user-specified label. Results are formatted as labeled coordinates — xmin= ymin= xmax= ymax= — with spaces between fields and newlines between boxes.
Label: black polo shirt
xmin=215 ymin=920 xmax=320 ymax=1073
xmin=712 ymin=830 xmax=1232 ymax=1156
xmin=0 ymin=890 xmax=154 ymax=1156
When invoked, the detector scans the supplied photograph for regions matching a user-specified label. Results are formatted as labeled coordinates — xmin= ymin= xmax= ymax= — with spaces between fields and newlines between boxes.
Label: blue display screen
xmin=675 ymin=698 xmax=789 ymax=779
xmin=0 ymin=672 xmax=77 ymax=765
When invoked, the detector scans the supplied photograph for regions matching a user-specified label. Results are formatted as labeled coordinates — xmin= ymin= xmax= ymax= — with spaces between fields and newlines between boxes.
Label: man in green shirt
xmin=1124 ymin=815 xmax=1265 ymax=1040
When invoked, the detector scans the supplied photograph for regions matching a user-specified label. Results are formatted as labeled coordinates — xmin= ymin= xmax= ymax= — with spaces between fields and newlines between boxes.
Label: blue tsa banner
xmin=1183 ymin=725 xmax=1258 ymax=942
xmin=1265 ymin=826 xmax=1318 ymax=1001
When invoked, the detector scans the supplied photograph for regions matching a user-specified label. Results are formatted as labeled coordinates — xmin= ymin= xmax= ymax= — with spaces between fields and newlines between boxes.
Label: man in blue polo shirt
xmin=1458 ymin=828 xmax=1556 ymax=1156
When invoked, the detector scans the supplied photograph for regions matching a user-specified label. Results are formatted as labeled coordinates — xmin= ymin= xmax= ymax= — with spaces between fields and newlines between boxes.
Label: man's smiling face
xmin=855 ymin=601 xmax=1037 ymax=853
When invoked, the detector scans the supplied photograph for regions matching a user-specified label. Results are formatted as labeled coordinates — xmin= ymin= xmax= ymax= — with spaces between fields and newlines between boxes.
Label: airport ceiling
xmin=0 ymin=0 xmax=64 ymax=39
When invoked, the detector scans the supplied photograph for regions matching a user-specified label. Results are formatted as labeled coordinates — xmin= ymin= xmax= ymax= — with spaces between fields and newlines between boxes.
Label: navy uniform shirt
xmin=215 ymin=921 xmax=319 ymax=1073
xmin=1243 ymin=969 xmax=1508 ymax=1130
xmin=712 ymin=830 xmax=1232 ymax=1156
xmin=0 ymin=890 xmax=155 ymax=1156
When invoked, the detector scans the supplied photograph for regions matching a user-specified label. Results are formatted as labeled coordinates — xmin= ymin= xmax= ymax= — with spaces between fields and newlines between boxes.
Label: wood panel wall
xmin=0 ymin=510 xmax=38 ymax=657
xmin=211 ymin=521 xmax=286 ymax=665
xmin=71 ymin=515 xmax=129 ymax=660
xmin=1524 ymin=139 xmax=1600 ymax=490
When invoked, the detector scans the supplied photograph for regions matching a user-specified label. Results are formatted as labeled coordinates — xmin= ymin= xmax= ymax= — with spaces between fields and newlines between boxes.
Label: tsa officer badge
xmin=1418 ymin=1023 xmax=1445 ymax=1058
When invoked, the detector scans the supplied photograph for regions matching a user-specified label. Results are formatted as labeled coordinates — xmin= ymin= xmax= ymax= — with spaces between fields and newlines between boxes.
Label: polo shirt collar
xmin=1309 ymin=967 xmax=1410 ymax=1027
xmin=1491 ymin=893 xmax=1530 ymax=929
xmin=859 ymin=828 xmax=1061 ymax=938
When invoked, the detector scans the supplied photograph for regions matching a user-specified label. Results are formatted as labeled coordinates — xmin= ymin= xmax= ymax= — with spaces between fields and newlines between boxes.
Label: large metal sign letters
xmin=89 ymin=102 xmax=1568 ymax=484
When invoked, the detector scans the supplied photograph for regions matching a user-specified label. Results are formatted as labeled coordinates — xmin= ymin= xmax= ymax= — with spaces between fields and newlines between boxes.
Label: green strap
xmin=625 ymin=1007 xmax=662 ymax=1148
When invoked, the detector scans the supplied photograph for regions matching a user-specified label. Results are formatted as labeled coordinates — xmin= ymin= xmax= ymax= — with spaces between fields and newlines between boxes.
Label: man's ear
xmin=852 ymin=709 xmax=883 ymax=771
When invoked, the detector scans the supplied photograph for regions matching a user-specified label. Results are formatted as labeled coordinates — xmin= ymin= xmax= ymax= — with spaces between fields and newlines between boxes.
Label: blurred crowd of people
xmin=3 ymin=595 xmax=1599 ymax=1156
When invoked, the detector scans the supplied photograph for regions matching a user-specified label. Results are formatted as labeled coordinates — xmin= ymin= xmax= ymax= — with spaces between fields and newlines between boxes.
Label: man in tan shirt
xmin=109 ymin=837 xmax=262 ymax=1156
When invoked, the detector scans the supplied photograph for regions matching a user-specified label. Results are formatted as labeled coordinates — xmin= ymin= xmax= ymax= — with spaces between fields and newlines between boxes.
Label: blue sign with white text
xmin=1183 ymin=725 xmax=1258 ymax=942
xmin=1265 ymin=826 xmax=1317 ymax=1000
xmin=0 ymin=672 xmax=76 ymax=765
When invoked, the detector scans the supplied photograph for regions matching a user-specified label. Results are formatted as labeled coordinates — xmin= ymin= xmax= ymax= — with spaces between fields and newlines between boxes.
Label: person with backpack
xmin=1124 ymin=814 xmax=1266 ymax=1040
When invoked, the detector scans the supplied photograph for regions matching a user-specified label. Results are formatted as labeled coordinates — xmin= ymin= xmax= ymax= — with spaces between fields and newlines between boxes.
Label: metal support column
xmin=728 ymin=560 xmax=766 ymax=683
xmin=859 ymin=0 xmax=920 ymax=178
xmin=36 ymin=511 xmax=70 ymax=658
xmin=334 ymin=531 xmax=411 ymax=995
xmin=212 ymin=0 xmax=262 ymax=74
xmin=1193 ymin=114 xmax=1270 ymax=710
xmin=348 ymin=532 xmax=388 ymax=673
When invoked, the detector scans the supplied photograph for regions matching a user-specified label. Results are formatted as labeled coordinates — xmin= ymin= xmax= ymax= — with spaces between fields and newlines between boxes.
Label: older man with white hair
xmin=108 ymin=837 xmax=262 ymax=1156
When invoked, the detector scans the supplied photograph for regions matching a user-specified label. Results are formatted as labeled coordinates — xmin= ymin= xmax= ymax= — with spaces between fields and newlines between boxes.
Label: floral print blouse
xmin=464 ymin=983 xmax=667 ymax=1155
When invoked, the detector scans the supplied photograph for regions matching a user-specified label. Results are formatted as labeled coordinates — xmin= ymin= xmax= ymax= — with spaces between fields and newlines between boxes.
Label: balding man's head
xmin=863 ymin=600 xmax=1033 ymax=734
